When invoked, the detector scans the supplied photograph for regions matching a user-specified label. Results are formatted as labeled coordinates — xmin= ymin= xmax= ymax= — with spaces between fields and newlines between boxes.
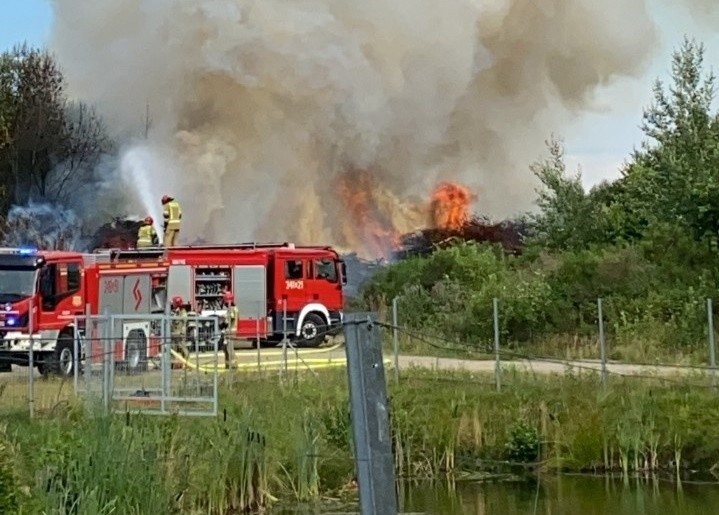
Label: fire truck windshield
xmin=0 ymin=268 xmax=37 ymax=302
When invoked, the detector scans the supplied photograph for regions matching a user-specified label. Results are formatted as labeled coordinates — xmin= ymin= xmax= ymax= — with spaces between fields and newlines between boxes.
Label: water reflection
xmin=399 ymin=476 xmax=719 ymax=515
xmin=277 ymin=476 xmax=719 ymax=514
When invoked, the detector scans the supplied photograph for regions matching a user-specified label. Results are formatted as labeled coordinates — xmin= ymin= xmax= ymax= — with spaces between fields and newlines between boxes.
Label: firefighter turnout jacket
xmin=171 ymin=307 xmax=188 ymax=336
xmin=137 ymin=224 xmax=158 ymax=247
xmin=225 ymin=304 xmax=238 ymax=335
xmin=163 ymin=200 xmax=182 ymax=231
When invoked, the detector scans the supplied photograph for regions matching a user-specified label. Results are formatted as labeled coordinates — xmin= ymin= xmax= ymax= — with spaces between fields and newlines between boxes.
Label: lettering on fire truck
xmin=104 ymin=278 xmax=120 ymax=294
xmin=285 ymin=279 xmax=304 ymax=290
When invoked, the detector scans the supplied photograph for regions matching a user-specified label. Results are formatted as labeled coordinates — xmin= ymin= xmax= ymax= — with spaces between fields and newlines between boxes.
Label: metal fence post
xmin=493 ymin=298 xmax=501 ymax=392
xmin=102 ymin=310 xmax=110 ymax=414
xmin=108 ymin=314 xmax=116 ymax=406
xmin=598 ymin=298 xmax=607 ymax=389
xmin=28 ymin=301 xmax=34 ymax=419
xmin=73 ymin=315 xmax=79 ymax=395
xmin=213 ymin=317 xmax=219 ymax=417
xmin=344 ymin=313 xmax=398 ymax=515
xmin=282 ymin=298 xmax=288 ymax=381
xmin=392 ymin=296 xmax=399 ymax=384
xmin=193 ymin=313 xmax=200 ymax=397
xmin=161 ymin=307 xmax=169 ymax=414
xmin=256 ymin=315 xmax=261 ymax=376
xmin=708 ymin=298 xmax=717 ymax=389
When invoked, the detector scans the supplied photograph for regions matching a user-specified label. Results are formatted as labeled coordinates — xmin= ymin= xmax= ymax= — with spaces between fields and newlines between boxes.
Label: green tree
xmin=0 ymin=44 xmax=110 ymax=215
xmin=528 ymin=137 xmax=612 ymax=251
xmin=619 ymin=37 xmax=719 ymax=244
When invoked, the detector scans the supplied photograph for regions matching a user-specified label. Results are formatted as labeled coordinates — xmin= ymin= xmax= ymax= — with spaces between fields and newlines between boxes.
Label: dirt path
xmin=396 ymin=355 xmax=708 ymax=377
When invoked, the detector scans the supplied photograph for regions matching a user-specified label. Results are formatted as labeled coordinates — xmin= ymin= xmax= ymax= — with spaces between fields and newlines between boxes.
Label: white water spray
xmin=119 ymin=146 xmax=167 ymax=242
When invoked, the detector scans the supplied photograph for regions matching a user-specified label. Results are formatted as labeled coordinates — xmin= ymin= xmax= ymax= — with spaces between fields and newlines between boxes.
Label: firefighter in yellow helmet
xmin=136 ymin=216 xmax=159 ymax=248
xmin=161 ymin=194 xmax=182 ymax=247
xmin=222 ymin=291 xmax=239 ymax=369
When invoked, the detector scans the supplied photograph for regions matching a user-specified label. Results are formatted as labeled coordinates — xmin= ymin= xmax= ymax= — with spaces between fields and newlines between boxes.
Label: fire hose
xmin=168 ymin=339 xmax=392 ymax=373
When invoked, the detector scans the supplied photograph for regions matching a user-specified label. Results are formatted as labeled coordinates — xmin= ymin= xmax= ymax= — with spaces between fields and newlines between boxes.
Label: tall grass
xmin=1 ymin=369 xmax=719 ymax=512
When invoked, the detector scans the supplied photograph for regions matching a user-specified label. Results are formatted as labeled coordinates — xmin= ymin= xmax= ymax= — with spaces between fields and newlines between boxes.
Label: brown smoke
xmin=49 ymin=0 xmax=669 ymax=257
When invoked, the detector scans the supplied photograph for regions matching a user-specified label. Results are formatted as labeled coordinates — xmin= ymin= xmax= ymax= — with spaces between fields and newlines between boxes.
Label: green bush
xmin=361 ymin=236 xmax=719 ymax=360
xmin=0 ymin=425 xmax=19 ymax=515
xmin=504 ymin=421 xmax=540 ymax=464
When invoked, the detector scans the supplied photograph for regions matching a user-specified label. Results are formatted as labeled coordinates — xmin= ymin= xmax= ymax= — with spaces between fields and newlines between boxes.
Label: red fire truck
xmin=0 ymin=243 xmax=346 ymax=377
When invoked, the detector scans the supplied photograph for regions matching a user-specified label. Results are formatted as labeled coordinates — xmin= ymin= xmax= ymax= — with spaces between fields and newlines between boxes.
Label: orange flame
xmin=337 ymin=169 xmax=400 ymax=259
xmin=430 ymin=182 xmax=475 ymax=230
xmin=337 ymin=173 xmax=476 ymax=259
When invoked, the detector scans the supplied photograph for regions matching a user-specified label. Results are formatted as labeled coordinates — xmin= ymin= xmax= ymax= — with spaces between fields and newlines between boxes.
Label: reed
xmin=1 ymin=368 xmax=719 ymax=512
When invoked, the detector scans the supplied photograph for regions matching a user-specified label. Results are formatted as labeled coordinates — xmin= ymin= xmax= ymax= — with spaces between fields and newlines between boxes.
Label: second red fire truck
xmin=0 ymin=242 xmax=346 ymax=377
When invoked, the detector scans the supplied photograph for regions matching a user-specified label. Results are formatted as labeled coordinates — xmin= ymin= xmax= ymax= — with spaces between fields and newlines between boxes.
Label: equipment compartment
xmin=193 ymin=266 xmax=231 ymax=311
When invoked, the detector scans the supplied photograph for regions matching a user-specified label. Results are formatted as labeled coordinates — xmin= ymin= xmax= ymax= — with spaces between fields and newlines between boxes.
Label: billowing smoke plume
xmin=49 ymin=0 xmax=667 ymax=256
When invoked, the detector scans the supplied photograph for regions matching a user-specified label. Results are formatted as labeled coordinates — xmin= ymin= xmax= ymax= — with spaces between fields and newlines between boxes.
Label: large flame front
xmin=430 ymin=182 xmax=475 ymax=230
xmin=337 ymin=173 xmax=476 ymax=259
xmin=337 ymin=169 xmax=401 ymax=259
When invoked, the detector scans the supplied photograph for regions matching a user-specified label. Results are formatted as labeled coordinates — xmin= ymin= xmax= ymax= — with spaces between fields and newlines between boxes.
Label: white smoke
xmin=48 ymin=0 xmax=682 ymax=253
xmin=1 ymin=202 xmax=88 ymax=250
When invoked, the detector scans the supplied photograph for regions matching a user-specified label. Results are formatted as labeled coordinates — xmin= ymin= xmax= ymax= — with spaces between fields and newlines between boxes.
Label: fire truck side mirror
xmin=340 ymin=260 xmax=347 ymax=286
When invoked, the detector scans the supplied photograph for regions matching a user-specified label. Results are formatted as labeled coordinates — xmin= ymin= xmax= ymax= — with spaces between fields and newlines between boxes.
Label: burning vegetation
xmin=339 ymin=180 xmax=527 ymax=296
xmin=397 ymin=181 xmax=526 ymax=259
xmin=84 ymin=179 xmax=525 ymax=260
xmin=393 ymin=216 xmax=527 ymax=260
xmin=336 ymin=169 xmax=402 ymax=259
xmin=338 ymin=178 xmax=526 ymax=262
xmin=430 ymin=182 xmax=476 ymax=230
xmin=90 ymin=218 xmax=144 ymax=251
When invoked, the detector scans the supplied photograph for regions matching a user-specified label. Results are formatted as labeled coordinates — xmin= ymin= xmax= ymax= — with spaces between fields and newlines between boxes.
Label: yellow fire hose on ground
xmin=176 ymin=339 xmax=344 ymax=364
xmin=168 ymin=340 xmax=391 ymax=374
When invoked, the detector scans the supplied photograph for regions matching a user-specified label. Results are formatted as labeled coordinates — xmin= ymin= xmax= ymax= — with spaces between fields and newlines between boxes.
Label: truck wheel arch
xmin=295 ymin=304 xmax=330 ymax=337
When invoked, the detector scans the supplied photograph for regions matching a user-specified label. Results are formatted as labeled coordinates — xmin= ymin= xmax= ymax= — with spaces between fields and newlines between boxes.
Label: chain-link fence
xmin=73 ymin=312 xmax=220 ymax=416
xmin=383 ymin=295 xmax=719 ymax=391
xmin=0 ymin=301 xmax=350 ymax=418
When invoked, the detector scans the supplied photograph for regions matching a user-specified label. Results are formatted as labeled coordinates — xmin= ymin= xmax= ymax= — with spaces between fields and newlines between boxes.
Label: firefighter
xmin=222 ymin=291 xmax=239 ymax=369
xmin=170 ymin=295 xmax=189 ymax=359
xmin=136 ymin=216 xmax=159 ymax=248
xmin=161 ymin=194 xmax=182 ymax=247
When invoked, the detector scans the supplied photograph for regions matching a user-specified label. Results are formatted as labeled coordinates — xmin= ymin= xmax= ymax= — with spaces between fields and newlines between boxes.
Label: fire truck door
xmin=232 ymin=265 xmax=266 ymax=337
xmin=98 ymin=275 xmax=124 ymax=314
xmin=166 ymin=265 xmax=192 ymax=310
xmin=122 ymin=275 xmax=151 ymax=314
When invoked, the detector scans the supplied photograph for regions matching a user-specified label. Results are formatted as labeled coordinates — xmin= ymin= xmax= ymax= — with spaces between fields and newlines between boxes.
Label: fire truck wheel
xmin=298 ymin=313 xmax=327 ymax=348
xmin=52 ymin=334 xmax=75 ymax=378
xmin=122 ymin=329 xmax=148 ymax=374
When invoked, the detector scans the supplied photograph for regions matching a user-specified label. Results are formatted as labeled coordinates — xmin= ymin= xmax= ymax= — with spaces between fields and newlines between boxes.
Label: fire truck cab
xmin=0 ymin=248 xmax=88 ymax=376
xmin=0 ymin=242 xmax=347 ymax=377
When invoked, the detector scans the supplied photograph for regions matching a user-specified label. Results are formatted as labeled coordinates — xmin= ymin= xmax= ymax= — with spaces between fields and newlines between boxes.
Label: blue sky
xmin=1 ymin=0 xmax=717 ymax=190
xmin=0 ymin=0 xmax=52 ymax=53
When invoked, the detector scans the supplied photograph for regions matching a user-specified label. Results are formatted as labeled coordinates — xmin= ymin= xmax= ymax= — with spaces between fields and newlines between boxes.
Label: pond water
xmin=279 ymin=475 xmax=719 ymax=514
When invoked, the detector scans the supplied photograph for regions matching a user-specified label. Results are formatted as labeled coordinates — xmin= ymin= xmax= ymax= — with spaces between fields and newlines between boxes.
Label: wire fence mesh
xmin=8 ymin=292 xmax=719 ymax=419
xmin=382 ymin=294 xmax=719 ymax=391
xmin=0 ymin=301 xmax=351 ymax=417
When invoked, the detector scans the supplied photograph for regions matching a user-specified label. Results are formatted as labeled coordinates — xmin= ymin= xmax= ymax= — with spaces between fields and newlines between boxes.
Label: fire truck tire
xmin=49 ymin=333 xmax=75 ymax=378
xmin=120 ymin=329 xmax=148 ymax=374
xmin=297 ymin=313 xmax=327 ymax=348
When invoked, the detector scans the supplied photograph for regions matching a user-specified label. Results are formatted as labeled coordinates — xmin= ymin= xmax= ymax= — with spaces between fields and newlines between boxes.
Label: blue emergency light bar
xmin=0 ymin=247 xmax=39 ymax=255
